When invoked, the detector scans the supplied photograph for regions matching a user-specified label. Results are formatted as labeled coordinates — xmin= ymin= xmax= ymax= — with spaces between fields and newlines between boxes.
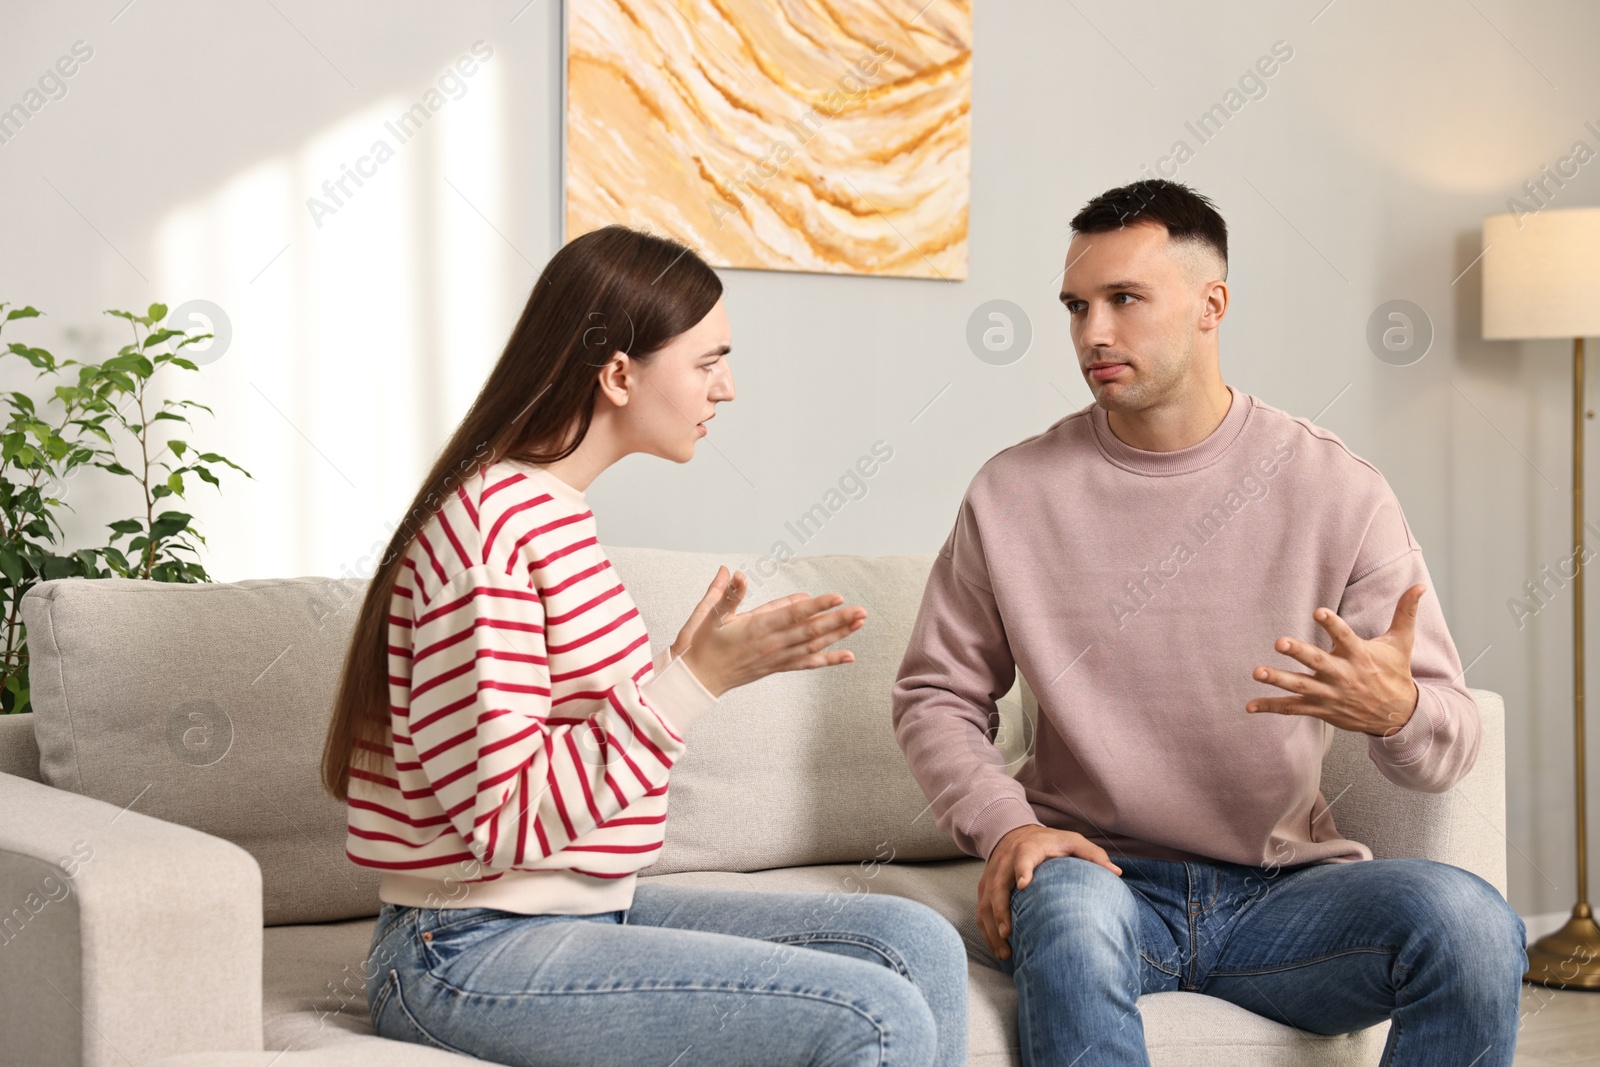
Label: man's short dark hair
xmin=1069 ymin=179 xmax=1228 ymax=281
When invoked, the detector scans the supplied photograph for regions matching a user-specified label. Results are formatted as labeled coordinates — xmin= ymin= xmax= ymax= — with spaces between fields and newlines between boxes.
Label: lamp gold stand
xmin=1524 ymin=335 xmax=1600 ymax=991
xmin=1482 ymin=207 xmax=1600 ymax=991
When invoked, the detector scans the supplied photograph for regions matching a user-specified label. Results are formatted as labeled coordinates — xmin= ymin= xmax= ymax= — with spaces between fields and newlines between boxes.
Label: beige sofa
xmin=0 ymin=546 xmax=1509 ymax=1066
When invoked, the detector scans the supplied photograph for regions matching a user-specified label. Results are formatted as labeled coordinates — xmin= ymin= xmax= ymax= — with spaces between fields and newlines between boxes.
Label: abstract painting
xmin=564 ymin=0 xmax=971 ymax=280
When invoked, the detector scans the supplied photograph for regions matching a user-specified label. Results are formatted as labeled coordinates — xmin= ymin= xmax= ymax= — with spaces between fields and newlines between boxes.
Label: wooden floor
xmin=1516 ymin=984 xmax=1600 ymax=1065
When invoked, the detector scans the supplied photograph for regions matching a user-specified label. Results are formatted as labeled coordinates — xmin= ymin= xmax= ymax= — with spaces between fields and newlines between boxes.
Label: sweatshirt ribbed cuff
xmin=967 ymin=795 xmax=1043 ymax=861
xmin=640 ymin=651 xmax=718 ymax=736
xmin=1370 ymin=682 xmax=1436 ymax=767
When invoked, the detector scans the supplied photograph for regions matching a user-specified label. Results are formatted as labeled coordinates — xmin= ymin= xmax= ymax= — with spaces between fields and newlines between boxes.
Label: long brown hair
xmin=320 ymin=224 xmax=723 ymax=801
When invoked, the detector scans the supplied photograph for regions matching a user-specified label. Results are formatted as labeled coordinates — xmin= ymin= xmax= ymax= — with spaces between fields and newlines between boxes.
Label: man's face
xmin=1058 ymin=222 xmax=1219 ymax=414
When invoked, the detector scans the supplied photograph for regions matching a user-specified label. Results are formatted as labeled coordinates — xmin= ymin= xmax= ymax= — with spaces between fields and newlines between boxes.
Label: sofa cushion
xmin=0 ymin=711 xmax=41 ymax=782
xmin=258 ymin=860 xmax=1389 ymax=1067
xmin=23 ymin=574 xmax=382 ymax=926
xmin=607 ymin=545 xmax=974 ymax=874
xmin=645 ymin=862 xmax=1390 ymax=1065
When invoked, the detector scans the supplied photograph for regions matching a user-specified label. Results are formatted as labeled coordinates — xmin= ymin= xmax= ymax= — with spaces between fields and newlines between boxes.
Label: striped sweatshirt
xmin=343 ymin=458 xmax=719 ymax=915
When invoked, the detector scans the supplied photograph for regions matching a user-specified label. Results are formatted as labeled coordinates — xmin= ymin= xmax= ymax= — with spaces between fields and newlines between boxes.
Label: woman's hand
xmin=668 ymin=566 xmax=803 ymax=660
xmin=672 ymin=566 xmax=866 ymax=698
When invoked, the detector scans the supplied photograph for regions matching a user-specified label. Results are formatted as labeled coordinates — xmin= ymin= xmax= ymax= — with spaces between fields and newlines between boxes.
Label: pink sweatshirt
xmin=892 ymin=385 xmax=1480 ymax=869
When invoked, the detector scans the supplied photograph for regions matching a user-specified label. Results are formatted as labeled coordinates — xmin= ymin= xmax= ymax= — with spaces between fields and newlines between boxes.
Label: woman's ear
xmin=595 ymin=351 xmax=632 ymax=408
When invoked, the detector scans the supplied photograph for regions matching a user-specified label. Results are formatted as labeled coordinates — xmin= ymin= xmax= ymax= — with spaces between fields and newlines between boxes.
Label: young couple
xmin=321 ymin=179 xmax=1526 ymax=1067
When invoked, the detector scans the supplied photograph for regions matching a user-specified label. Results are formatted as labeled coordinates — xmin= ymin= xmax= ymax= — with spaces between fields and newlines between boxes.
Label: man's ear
xmin=1199 ymin=279 xmax=1228 ymax=331
xmin=595 ymin=351 xmax=632 ymax=408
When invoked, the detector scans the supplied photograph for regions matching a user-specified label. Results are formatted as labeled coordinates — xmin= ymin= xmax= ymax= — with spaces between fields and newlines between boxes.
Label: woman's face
xmin=624 ymin=297 xmax=735 ymax=463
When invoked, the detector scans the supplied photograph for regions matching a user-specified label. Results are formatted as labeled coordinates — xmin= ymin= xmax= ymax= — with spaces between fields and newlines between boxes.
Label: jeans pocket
xmin=419 ymin=908 xmax=523 ymax=974
xmin=370 ymin=968 xmax=399 ymax=1022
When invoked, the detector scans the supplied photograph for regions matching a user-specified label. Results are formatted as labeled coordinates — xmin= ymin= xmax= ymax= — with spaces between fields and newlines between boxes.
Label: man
xmin=891 ymin=179 xmax=1527 ymax=1066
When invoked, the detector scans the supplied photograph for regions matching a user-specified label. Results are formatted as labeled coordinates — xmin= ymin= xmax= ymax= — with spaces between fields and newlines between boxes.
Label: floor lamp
xmin=1482 ymin=205 xmax=1600 ymax=990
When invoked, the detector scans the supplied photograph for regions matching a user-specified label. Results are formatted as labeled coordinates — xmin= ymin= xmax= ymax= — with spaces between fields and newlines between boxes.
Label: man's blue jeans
xmin=364 ymin=881 xmax=968 ymax=1066
xmin=992 ymin=854 xmax=1527 ymax=1066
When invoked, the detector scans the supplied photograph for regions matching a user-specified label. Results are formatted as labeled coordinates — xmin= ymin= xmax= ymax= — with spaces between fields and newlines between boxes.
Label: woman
xmin=320 ymin=224 xmax=969 ymax=1066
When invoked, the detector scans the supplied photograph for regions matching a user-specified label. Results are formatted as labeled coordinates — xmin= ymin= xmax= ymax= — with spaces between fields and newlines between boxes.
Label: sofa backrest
xmin=0 ymin=712 xmax=39 ymax=782
xmin=19 ymin=548 xmax=971 ymax=925
xmin=611 ymin=547 xmax=975 ymax=877
xmin=23 ymin=573 xmax=381 ymax=926
xmin=14 ymin=547 xmax=1508 ymax=926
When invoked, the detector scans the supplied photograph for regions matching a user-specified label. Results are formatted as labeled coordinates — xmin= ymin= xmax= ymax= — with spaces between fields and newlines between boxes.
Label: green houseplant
xmin=0 ymin=301 xmax=251 ymax=714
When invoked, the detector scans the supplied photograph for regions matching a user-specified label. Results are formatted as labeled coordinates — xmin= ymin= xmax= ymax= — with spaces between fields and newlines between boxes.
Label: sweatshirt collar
xmin=1089 ymin=384 xmax=1251 ymax=476
xmin=503 ymin=460 xmax=589 ymax=508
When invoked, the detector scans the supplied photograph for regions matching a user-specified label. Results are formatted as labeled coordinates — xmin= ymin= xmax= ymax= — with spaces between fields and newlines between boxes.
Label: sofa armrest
xmin=1319 ymin=688 xmax=1508 ymax=897
xmin=1439 ymin=689 xmax=1508 ymax=895
xmin=0 ymin=772 xmax=264 ymax=1066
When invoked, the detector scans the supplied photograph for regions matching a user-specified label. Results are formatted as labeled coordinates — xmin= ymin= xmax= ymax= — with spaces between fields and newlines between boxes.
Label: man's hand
xmin=978 ymin=825 xmax=1122 ymax=961
xmin=1247 ymin=583 xmax=1424 ymax=737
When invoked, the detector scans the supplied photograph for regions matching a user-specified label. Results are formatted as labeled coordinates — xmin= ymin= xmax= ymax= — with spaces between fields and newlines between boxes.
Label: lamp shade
xmin=1482 ymin=206 xmax=1600 ymax=340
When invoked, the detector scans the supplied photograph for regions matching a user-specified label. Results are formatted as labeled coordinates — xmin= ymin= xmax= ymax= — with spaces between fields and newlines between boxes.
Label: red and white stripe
xmin=345 ymin=460 xmax=712 ymax=911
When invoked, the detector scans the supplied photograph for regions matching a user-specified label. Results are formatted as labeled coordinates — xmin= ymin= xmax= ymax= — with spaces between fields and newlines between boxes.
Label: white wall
xmin=3 ymin=0 xmax=1598 ymax=921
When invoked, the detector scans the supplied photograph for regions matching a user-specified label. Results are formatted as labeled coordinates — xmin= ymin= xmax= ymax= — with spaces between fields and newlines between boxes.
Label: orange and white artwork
xmin=563 ymin=0 xmax=971 ymax=280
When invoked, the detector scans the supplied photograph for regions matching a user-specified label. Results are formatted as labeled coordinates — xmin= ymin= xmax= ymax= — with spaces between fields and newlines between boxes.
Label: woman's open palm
xmin=670 ymin=566 xmax=865 ymax=698
xmin=669 ymin=567 xmax=800 ymax=658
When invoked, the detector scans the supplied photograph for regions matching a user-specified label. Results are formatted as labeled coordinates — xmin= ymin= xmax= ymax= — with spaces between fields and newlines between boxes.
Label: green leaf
xmin=4 ymin=307 xmax=41 ymax=322
xmin=141 ymin=328 xmax=183 ymax=349
xmin=101 ymin=353 xmax=154 ymax=379
xmin=146 ymin=303 xmax=168 ymax=323
xmin=107 ymin=518 xmax=142 ymax=535
xmin=150 ymin=512 xmax=191 ymax=540
xmin=6 ymin=344 xmax=56 ymax=371
xmin=0 ymin=545 xmax=21 ymax=586
xmin=196 ymin=453 xmax=250 ymax=476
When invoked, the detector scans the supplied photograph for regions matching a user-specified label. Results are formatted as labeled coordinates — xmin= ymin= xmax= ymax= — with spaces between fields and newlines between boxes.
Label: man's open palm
xmin=1247 ymin=583 xmax=1424 ymax=737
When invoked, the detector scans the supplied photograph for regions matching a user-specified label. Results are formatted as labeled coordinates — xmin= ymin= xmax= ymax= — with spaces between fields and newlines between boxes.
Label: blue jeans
xmin=993 ymin=854 xmax=1527 ymax=1066
xmin=364 ymin=881 xmax=969 ymax=1066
